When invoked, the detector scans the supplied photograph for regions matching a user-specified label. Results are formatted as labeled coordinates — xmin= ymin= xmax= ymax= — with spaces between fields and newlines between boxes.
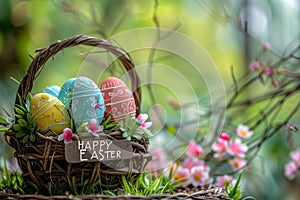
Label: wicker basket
xmin=4 ymin=35 xmax=151 ymax=194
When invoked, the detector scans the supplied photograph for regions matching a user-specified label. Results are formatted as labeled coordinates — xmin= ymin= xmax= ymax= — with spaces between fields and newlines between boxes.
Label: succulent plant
xmin=119 ymin=114 xmax=153 ymax=141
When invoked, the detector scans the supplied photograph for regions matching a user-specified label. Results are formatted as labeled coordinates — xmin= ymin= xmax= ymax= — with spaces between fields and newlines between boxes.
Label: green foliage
xmin=119 ymin=115 xmax=152 ymax=141
xmin=13 ymin=94 xmax=39 ymax=143
xmin=102 ymin=116 xmax=119 ymax=131
xmin=0 ymin=160 xmax=38 ymax=194
xmin=225 ymin=171 xmax=244 ymax=200
xmin=122 ymin=172 xmax=179 ymax=196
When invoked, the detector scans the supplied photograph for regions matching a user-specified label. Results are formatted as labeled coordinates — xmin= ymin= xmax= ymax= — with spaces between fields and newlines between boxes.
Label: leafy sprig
xmin=12 ymin=94 xmax=39 ymax=143
xmin=102 ymin=116 xmax=119 ymax=131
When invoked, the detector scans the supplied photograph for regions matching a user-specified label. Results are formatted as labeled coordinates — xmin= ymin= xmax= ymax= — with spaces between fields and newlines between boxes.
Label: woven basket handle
xmin=16 ymin=34 xmax=141 ymax=115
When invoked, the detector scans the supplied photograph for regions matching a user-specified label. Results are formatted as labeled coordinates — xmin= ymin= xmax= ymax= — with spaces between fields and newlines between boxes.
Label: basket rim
xmin=15 ymin=34 xmax=141 ymax=115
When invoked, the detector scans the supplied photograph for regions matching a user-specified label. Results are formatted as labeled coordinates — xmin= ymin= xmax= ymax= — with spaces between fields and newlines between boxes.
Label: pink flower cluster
xmin=170 ymin=141 xmax=212 ymax=187
xmin=212 ymin=125 xmax=253 ymax=172
xmin=284 ymin=148 xmax=300 ymax=180
xmin=248 ymin=42 xmax=281 ymax=86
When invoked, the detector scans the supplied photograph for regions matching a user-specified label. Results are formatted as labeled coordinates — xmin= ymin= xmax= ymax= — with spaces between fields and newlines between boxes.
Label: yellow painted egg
xmin=30 ymin=93 xmax=71 ymax=136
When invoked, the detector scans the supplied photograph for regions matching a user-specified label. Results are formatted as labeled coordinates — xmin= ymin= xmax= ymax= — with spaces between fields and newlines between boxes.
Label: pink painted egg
xmin=100 ymin=77 xmax=136 ymax=123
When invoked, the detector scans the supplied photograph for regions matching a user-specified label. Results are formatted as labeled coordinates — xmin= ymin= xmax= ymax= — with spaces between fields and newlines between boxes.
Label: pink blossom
xmin=187 ymin=141 xmax=203 ymax=158
xmin=229 ymin=157 xmax=247 ymax=171
xmin=86 ymin=119 xmax=102 ymax=137
xmin=212 ymin=139 xmax=228 ymax=158
xmin=136 ymin=114 xmax=152 ymax=129
xmin=216 ymin=175 xmax=234 ymax=187
xmin=263 ymin=67 xmax=272 ymax=75
xmin=173 ymin=166 xmax=190 ymax=184
xmin=236 ymin=124 xmax=253 ymax=139
xmin=249 ymin=61 xmax=260 ymax=71
xmin=184 ymin=157 xmax=203 ymax=170
xmin=58 ymin=128 xmax=78 ymax=144
xmin=190 ymin=165 xmax=212 ymax=187
xmin=286 ymin=123 xmax=293 ymax=131
xmin=220 ymin=133 xmax=230 ymax=141
xmin=284 ymin=161 xmax=299 ymax=180
xmin=263 ymin=42 xmax=272 ymax=51
xmin=228 ymin=138 xmax=248 ymax=157
xmin=290 ymin=148 xmax=300 ymax=167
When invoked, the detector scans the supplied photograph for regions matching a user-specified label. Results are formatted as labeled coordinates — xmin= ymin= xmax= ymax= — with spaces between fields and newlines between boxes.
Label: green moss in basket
xmin=119 ymin=114 xmax=153 ymax=141
xmin=13 ymin=94 xmax=39 ymax=143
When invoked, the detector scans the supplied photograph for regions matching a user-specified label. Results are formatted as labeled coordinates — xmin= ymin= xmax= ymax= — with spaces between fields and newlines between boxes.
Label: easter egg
xmin=100 ymin=77 xmax=136 ymax=123
xmin=71 ymin=77 xmax=105 ymax=128
xmin=30 ymin=93 xmax=71 ymax=136
xmin=58 ymin=78 xmax=76 ymax=110
xmin=43 ymin=85 xmax=61 ymax=97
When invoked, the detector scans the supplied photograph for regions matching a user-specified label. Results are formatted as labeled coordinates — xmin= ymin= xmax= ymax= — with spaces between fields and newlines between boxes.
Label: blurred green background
xmin=0 ymin=0 xmax=299 ymax=199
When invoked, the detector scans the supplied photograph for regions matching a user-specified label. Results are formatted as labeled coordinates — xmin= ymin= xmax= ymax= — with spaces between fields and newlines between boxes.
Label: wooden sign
xmin=65 ymin=139 xmax=133 ymax=163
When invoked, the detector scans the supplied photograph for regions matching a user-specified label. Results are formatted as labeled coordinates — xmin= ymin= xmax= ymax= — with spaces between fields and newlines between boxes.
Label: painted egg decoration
xmin=100 ymin=77 xmax=136 ymax=123
xmin=43 ymin=85 xmax=61 ymax=98
xmin=58 ymin=78 xmax=76 ymax=110
xmin=71 ymin=76 xmax=105 ymax=128
xmin=30 ymin=93 xmax=71 ymax=136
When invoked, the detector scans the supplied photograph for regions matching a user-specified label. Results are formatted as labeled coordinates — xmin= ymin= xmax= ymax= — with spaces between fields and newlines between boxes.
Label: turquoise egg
xmin=43 ymin=85 xmax=61 ymax=97
xmin=59 ymin=77 xmax=104 ymax=128
xmin=58 ymin=78 xmax=76 ymax=110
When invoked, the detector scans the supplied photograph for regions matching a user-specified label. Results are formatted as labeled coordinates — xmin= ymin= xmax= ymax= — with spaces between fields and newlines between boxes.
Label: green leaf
xmin=135 ymin=129 xmax=144 ymax=135
xmin=15 ymin=114 xmax=23 ymax=119
xmin=76 ymin=122 xmax=88 ymax=133
xmin=13 ymin=124 xmax=22 ymax=131
xmin=16 ymin=132 xmax=26 ymax=138
xmin=28 ymin=92 xmax=33 ymax=102
xmin=143 ymin=129 xmax=153 ymax=137
xmin=22 ymin=135 xmax=29 ymax=143
xmin=17 ymin=93 xmax=26 ymax=108
xmin=126 ymin=136 xmax=131 ymax=141
xmin=18 ymin=119 xmax=28 ymax=127
xmin=102 ymin=116 xmax=111 ymax=126
xmin=0 ymin=116 xmax=9 ymax=126
xmin=122 ymin=132 xmax=128 ymax=137
xmin=29 ymin=134 xmax=36 ymax=142
xmin=125 ymin=115 xmax=131 ymax=128
xmin=14 ymin=106 xmax=25 ymax=115
xmin=0 ymin=127 xmax=9 ymax=132
xmin=105 ymin=123 xmax=119 ymax=129
xmin=122 ymin=176 xmax=131 ymax=194
xmin=26 ymin=113 xmax=33 ymax=124
xmin=132 ymin=134 xmax=142 ymax=140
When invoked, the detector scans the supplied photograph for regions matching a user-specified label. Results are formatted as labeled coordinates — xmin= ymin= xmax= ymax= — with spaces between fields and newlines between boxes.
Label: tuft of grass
xmin=122 ymin=171 xmax=180 ymax=196
xmin=66 ymin=171 xmax=116 ymax=196
xmin=0 ymin=159 xmax=39 ymax=194
xmin=225 ymin=171 xmax=245 ymax=200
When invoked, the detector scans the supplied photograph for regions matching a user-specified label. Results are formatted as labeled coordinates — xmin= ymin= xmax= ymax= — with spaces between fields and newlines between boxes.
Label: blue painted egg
xmin=71 ymin=77 xmax=105 ymax=128
xmin=58 ymin=78 xmax=76 ymax=110
xmin=43 ymin=85 xmax=61 ymax=97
